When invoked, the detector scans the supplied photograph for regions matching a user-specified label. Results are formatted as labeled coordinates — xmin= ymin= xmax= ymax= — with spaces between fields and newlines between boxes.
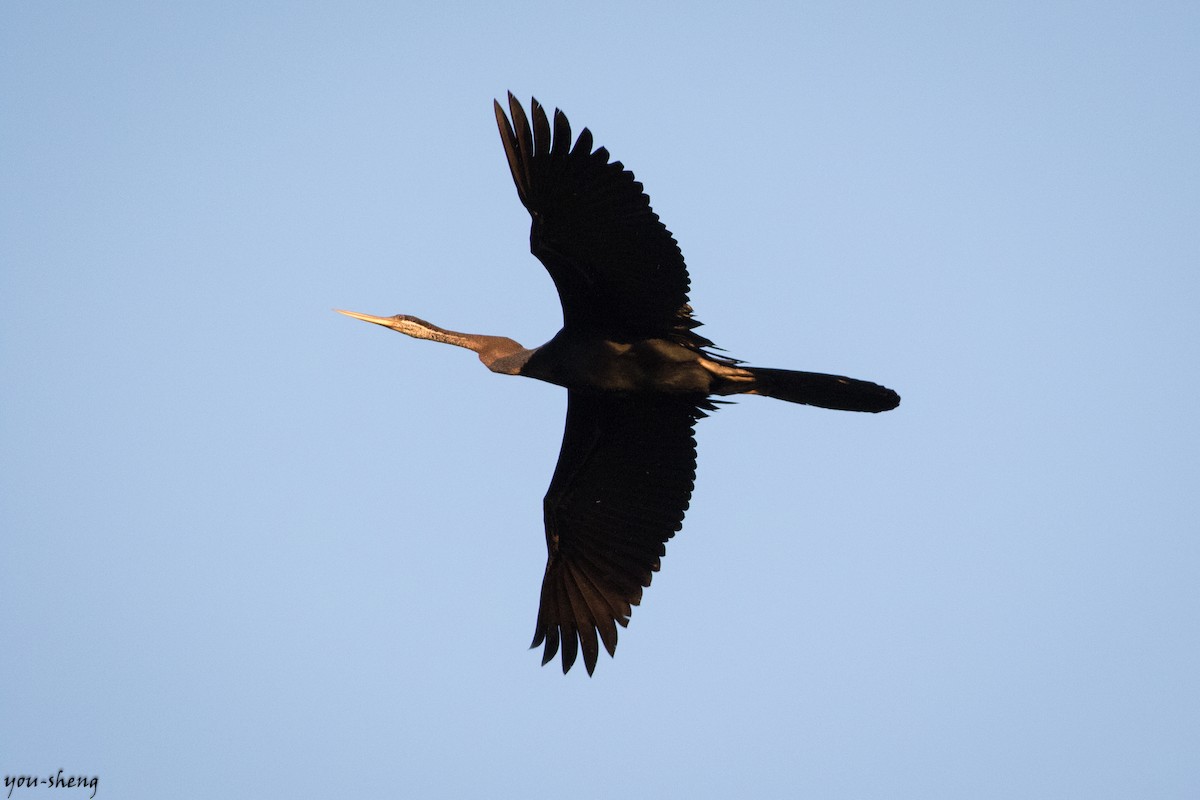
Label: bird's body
xmin=338 ymin=94 xmax=900 ymax=674
xmin=525 ymin=332 xmax=745 ymax=395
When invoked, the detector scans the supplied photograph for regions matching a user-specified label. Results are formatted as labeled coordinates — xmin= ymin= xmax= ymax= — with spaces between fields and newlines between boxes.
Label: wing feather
xmin=495 ymin=93 xmax=711 ymax=345
xmin=533 ymin=391 xmax=711 ymax=674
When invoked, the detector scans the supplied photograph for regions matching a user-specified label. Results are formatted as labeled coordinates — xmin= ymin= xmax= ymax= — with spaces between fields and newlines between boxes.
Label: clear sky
xmin=2 ymin=2 xmax=1197 ymax=798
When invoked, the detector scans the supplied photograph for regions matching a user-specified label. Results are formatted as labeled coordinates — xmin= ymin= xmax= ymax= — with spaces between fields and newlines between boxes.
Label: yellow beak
xmin=334 ymin=309 xmax=394 ymax=328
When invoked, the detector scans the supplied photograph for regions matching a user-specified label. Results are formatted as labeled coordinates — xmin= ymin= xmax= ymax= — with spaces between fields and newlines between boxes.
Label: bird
xmin=337 ymin=93 xmax=900 ymax=675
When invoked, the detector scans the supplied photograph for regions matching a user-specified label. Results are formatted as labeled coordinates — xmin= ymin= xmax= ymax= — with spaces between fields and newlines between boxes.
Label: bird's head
xmin=335 ymin=309 xmax=442 ymax=339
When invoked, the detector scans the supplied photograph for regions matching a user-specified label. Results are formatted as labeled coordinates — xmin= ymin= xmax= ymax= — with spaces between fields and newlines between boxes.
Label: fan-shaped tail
xmin=746 ymin=367 xmax=900 ymax=413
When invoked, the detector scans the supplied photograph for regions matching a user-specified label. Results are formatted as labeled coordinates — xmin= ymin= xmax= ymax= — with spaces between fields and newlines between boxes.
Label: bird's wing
xmin=534 ymin=390 xmax=711 ymax=674
xmin=495 ymin=93 xmax=706 ymax=343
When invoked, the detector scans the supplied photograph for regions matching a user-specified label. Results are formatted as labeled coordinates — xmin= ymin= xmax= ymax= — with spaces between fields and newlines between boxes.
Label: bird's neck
xmin=413 ymin=322 xmax=528 ymax=374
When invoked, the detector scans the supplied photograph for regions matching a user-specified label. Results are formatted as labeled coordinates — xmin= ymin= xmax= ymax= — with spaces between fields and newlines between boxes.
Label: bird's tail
xmin=743 ymin=366 xmax=900 ymax=413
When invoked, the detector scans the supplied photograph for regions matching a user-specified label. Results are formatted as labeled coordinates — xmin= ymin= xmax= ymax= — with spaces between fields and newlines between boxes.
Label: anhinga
xmin=338 ymin=94 xmax=900 ymax=674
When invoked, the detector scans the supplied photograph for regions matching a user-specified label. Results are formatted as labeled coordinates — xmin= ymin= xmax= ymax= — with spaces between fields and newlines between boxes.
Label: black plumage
xmin=337 ymin=94 xmax=899 ymax=674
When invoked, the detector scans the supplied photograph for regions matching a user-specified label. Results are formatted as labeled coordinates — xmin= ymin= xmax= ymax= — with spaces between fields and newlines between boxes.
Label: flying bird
xmin=338 ymin=94 xmax=900 ymax=674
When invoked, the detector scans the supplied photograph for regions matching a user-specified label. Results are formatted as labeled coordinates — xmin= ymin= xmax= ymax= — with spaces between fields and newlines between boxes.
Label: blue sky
xmin=2 ymin=2 xmax=1197 ymax=798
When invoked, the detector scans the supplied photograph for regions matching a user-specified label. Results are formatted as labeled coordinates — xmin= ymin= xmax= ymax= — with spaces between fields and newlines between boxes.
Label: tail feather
xmin=747 ymin=367 xmax=900 ymax=413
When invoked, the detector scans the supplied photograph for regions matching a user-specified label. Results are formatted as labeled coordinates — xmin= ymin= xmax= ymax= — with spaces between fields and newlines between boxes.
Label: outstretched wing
xmin=494 ymin=93 xmax=709 ymax=345
xmin=534 ymin=391 xmax=712 ymax=674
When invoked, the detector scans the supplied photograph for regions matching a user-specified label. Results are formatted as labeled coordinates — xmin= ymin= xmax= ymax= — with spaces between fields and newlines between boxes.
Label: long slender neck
xmin=397 ymin=316 xmax=530 ymax=374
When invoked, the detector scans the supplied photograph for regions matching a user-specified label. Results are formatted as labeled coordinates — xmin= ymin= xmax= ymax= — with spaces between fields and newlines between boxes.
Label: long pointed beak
xmin=334 ymin=309 xmax=394 ymax=328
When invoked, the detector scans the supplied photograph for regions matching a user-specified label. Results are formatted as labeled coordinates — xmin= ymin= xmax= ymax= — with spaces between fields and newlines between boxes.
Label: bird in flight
xmin=338 ymin=94 xmax=900 ymax=674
